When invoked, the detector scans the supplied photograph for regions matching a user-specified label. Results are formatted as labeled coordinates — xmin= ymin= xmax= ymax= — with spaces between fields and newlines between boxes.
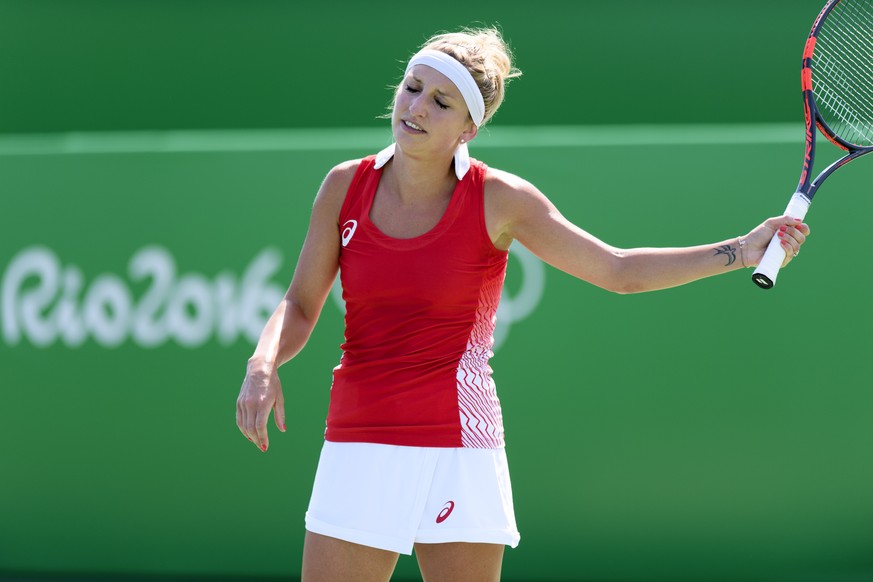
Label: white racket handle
xmin=751 ymin=193 xmax=810 ymax=289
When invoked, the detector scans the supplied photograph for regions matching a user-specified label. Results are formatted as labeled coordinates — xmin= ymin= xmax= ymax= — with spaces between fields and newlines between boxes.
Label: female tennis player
xmin=236 ymin=28 xmax=810 ymax=582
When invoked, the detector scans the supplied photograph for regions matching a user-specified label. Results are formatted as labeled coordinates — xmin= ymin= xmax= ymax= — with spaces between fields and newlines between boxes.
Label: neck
xmin=385 ymin=148 xmax=457 ymax=203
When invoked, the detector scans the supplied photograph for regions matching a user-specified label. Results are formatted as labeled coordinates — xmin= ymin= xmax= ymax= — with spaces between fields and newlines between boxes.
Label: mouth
xmin=402 ymin=119 xmax=426 ymax=133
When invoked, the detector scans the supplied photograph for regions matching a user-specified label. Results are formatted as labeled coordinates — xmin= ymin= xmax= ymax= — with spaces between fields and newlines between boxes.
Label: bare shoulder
xmin=484 ymin=167 xmax=539 ymax=198
xmin=484 ymin=167 xmax=559 ymax=248
xmin=325 ymin=158 xmax=362 ymax=186
xmin=484 ymin=167 xmax=555 ymax=213
xmin=313 ymin=158 xmax=363 ymax=218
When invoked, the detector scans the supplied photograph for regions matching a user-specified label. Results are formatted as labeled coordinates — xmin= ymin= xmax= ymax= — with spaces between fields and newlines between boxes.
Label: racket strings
xmin=813 ymin=0 xmax=873 ymax=147
xmin=814 ymin=52 xmax=873 ymax=140
xmin=821 ymin=1 xmax=873 ymax=98
xmin=813 ymin=61 xmax=872 ymax=144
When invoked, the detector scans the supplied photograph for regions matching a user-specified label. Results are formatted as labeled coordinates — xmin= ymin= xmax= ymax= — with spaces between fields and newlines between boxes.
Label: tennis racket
xmin=752 ymin=0 xmax=873 ymax=289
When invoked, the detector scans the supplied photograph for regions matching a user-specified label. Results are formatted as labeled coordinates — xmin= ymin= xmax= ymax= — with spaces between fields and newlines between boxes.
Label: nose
xmin=408 ymin=92 xmax=427 ymax=118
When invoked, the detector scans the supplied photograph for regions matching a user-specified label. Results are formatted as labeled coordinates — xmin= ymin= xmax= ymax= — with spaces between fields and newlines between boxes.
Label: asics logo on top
xmin=436 ymin=500 xmax=455 ymax=524
xmin=341 ymin=220 xmax=358 ymax=247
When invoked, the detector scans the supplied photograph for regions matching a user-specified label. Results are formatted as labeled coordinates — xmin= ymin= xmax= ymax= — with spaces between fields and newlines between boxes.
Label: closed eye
xmin=405 ymin=85 xmax=449 ymax=110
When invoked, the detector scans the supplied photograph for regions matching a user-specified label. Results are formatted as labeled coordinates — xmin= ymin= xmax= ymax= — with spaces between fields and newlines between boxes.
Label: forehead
xmin=406 ymin=64 xmax=463 ymax=99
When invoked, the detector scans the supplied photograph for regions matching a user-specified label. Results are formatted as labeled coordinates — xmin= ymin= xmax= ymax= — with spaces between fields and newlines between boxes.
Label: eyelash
xmin=405 ymin=85 xmax=449 ymax=110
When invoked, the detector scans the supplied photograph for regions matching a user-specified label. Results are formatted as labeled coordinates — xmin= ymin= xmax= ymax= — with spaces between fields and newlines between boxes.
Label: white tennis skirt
xmin=304 ymin=441 xmax=520 ymax=555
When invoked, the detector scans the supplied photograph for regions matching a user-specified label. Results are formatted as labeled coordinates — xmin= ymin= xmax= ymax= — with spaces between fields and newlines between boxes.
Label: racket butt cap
xmin=752 ymin=273 xmax=775 ymax=289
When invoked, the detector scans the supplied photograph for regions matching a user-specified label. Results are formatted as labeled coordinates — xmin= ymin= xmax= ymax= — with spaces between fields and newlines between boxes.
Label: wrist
xmin=247 ymin=356 xmax=276 ymax=376
xmin=737 ymin=235 xmax=751 ymax=268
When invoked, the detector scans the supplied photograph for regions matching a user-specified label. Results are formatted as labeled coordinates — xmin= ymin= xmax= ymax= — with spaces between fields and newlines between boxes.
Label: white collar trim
xmin=373 ymin=142 xmax=471 ymax=180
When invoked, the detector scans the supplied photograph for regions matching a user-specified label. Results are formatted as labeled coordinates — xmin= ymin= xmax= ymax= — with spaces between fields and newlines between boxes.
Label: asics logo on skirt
xmin=436 ymin=501 xmax=455 ymax=524
xmin=341 ymin=220 xmax=358 ymax=247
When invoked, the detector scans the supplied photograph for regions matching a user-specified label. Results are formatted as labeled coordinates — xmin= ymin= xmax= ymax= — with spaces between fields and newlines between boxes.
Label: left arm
xmin=484 ymin=169 xmax=809 ymax=294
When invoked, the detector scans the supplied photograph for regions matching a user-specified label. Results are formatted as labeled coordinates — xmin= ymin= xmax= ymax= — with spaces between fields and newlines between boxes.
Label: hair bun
xmin=418 ymin=27 xmax=521 ymax=126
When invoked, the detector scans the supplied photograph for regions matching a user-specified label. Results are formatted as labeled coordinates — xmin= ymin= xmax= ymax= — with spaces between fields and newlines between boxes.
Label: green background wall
xmin=0 ymin=0 xmax=835 ymax=133
xmin=2 ymin=2 xmax=872 ymax=581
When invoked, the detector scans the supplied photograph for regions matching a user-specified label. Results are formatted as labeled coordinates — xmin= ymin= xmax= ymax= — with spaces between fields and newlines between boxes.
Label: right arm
xmin=236 ymin=160 xmax=358 ymax=452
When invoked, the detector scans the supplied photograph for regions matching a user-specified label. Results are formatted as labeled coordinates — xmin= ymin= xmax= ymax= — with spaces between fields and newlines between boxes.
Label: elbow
xmin=286 ymin=295 xmax=319 ymax=329
xmin=605 ymin=281 xmax=645 ymax=295
xmin=600 ymin=250 xmax=646 ymax=295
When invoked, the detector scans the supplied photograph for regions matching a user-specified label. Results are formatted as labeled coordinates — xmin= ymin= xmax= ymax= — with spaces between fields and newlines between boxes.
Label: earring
xmin=460 ymin=139 xmax=466 ymax=144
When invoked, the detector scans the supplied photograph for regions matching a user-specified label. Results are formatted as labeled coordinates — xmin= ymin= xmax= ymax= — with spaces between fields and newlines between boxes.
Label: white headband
xmin=405 ymin=49 xmax=485 ymax=127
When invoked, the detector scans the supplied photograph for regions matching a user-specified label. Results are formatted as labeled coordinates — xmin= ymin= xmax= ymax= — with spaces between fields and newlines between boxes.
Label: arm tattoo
xmin=714 ymin=244 xmax=737 ymax=266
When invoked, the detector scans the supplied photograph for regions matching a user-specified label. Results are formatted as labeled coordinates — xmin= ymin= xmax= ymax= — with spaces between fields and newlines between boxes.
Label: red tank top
xmin=326 ymin=156 xmax=509 ymax=448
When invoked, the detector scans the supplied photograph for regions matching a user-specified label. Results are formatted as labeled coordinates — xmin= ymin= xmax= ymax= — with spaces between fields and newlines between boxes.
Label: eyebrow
xmin=409 ymin=74 xmax=459 ymax=100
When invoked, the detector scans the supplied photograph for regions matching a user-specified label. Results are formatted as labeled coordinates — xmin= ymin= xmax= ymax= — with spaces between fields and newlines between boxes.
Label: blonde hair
xmin=406 ymin=28 xmax=521 ymax=126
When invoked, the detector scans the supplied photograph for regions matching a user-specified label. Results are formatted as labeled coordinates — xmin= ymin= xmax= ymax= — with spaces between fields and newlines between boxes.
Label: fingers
xmin=768 ymin=215 xmax=809 ymax=232
xmin=796 ymin=221 xmax=811 ymax=237
xmin=236 ymin=391 xmax=259 ymax=447
xmin=776 ymin=217 xmax=810 ymax=267
xmin=239 ymin=400 xmax=268 ymax=452
xmin=274 ymin=387 xmax=287 ymax=434
xmin=236 ymin=397 xmax=249 ymax=442
xmin=254 ymin=408 xmax=270 ymax=453
xmin=236 ymin=373 xmax=282 ymax=453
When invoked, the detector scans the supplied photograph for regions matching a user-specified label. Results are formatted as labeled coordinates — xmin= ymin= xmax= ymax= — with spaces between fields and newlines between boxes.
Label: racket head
xmin=752 ymin=0 xmax=873 ymax=289
xmin=808 ymin=0 xmax=873 ymax=151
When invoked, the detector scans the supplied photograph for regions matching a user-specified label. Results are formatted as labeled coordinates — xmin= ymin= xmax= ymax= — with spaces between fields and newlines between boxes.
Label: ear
xmin=460 ymin=124 xmax=478 ymax=144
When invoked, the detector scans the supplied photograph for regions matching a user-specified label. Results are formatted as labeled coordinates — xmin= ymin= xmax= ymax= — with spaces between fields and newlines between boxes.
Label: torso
xmin=327 ymin=155 xmax=509 ymax=449
xmin=369 ymin=173 xmax=455 ymax=239
xmin=369 ymin=160 xmax=515 ymax=250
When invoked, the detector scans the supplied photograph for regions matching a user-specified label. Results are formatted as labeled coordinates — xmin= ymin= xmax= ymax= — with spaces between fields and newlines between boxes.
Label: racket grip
xmin=751 ymin=193 xmax=810 ymax=289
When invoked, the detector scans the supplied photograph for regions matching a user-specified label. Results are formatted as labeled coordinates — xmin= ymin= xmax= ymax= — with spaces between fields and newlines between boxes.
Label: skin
xmin=301 ymin=533 xmax=503 ymax=582
xmin=236 ymin=63 xmax=810 ymax=581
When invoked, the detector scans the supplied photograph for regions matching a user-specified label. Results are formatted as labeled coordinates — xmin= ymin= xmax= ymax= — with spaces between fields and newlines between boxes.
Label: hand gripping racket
xmin=753 ymin=0 xmax=873 ymax=289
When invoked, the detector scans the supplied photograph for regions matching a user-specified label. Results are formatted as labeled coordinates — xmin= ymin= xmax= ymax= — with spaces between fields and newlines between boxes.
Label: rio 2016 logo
xmin=1 ymin=246 xmax=284 ymax=349
xmin=3 ymin=244 xmax=545 ymax=351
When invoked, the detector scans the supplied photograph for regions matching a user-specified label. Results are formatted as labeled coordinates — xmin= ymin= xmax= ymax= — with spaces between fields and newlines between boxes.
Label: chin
xmin=393 ymin=127 xmax=424 ymax=149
